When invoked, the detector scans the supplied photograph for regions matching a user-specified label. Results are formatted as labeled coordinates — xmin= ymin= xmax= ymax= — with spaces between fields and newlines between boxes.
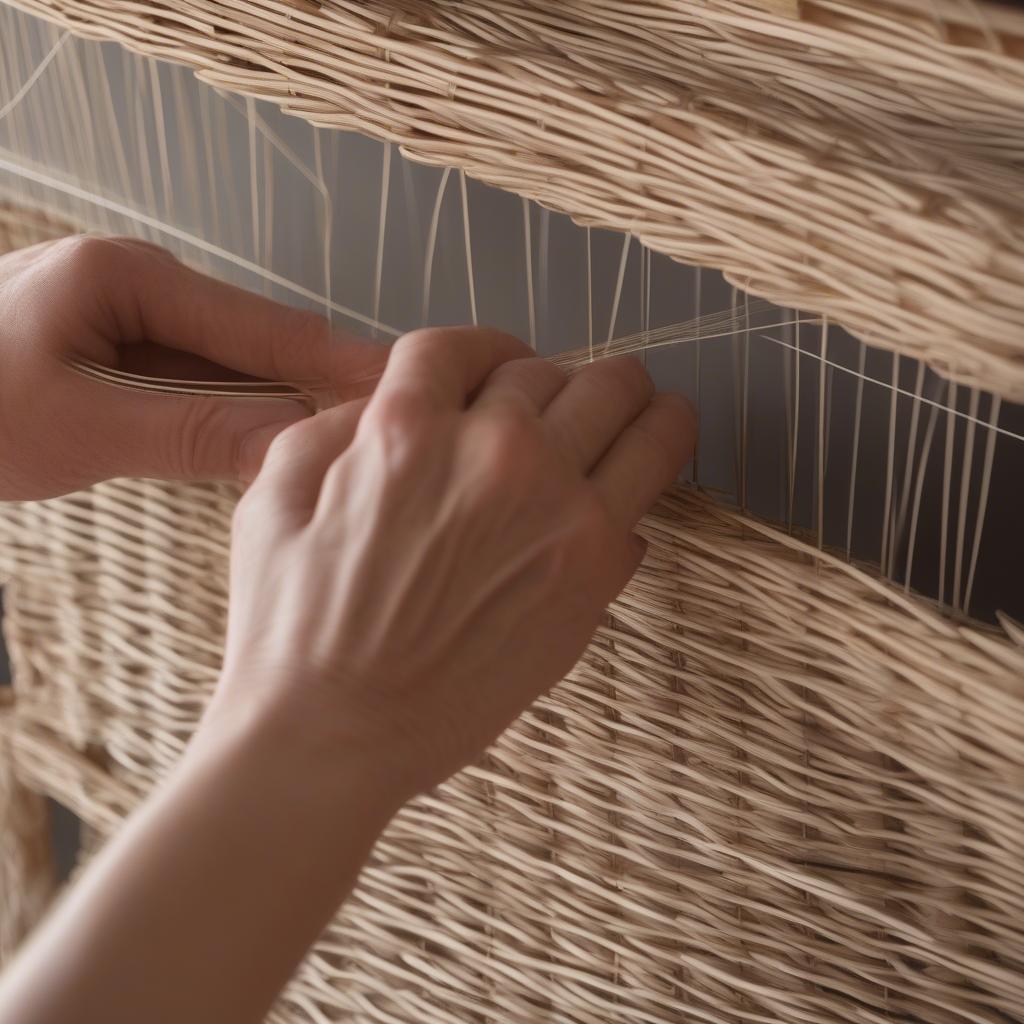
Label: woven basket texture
xmin=1 ymin=476 xmax=1022 ymax=1023
xmin=8 ymin=0 xmax=1024 ymax=399
xmin=1 ymin=1 xmax=1023 ymax=1021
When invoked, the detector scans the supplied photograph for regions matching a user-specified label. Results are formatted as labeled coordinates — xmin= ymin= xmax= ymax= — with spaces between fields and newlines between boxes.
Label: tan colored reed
xmin=1 ymin=1 xmax=1023 ymax=1019
xmin=8 ymin=0 xmax=1024 ymax=399
xmin=1 ymin=475 xmax=1022 ymax=1023
xmin=0 ymin=710 xmax=54 ymax=962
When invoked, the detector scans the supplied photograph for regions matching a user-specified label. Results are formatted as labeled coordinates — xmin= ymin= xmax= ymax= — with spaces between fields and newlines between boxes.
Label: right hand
xmin=209 ymin=327 xmax=697 ymax=802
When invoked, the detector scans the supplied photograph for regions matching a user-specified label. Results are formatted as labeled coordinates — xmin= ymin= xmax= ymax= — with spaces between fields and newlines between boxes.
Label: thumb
xmin=101 ymin=390 xmax=308 ymax=484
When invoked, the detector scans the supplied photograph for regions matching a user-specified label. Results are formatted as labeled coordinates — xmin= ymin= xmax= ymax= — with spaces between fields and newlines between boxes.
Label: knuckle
xmin=393 ymin=327 xmax=453 ymax=359
xmin=491 ymin=355 xmax=565 ymax=390
xmin=49 ymin=235 xmax=117 ymax=282
xmin=365 ymin=388 xmax=431 ymax=438
xmin=475 ymin=408 xmax=543 ymax=477
xmin=396 ymin=326 xmax=531 ymax=363
xmin=49 ymin=235 xmax=170 ymax=284
xmin=586 ymin=355 xmax=654 ymax=404
xmin=626 ymin=416 xmax=679 ymax=477
xmin=658 ymin=391 xmax=699 ymax=437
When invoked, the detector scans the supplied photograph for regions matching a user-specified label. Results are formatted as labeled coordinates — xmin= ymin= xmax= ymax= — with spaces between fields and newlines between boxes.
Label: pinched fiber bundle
xmin=0 ymin=1 xmax=1023 ymax=1022
xmin=8 ymin=0 xmax=1024 ymax=398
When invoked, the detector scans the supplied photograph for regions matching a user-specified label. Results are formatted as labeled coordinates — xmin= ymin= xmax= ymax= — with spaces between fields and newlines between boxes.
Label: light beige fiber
xmin=0 ymin=2 xmax=1022 ymax=1021
xmin=1 ymin=477 xmax=1022 ymax=1023
xmin=9 ymin=0 xmax=1024 ymax=398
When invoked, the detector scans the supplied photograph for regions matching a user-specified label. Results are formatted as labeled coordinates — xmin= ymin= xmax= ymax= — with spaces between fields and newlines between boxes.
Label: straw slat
xmin=8 ymin=0 xmax=1024 ymax=398
xmin=1 ymin=478 xmax=1021 ymax=1022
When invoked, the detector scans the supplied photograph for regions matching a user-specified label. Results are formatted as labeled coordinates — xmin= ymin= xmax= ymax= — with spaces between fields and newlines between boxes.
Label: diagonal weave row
xmin=1 ymin=478 xmax=1022 ymax=1023
xmin=8 ymin=0 xmax=1024 ymax=398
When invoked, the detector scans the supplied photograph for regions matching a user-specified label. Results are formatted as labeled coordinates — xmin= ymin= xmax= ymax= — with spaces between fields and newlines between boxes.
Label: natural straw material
xmin=1 ymin=478 xmax=1022 ymax=1023
xmin=0 ymin=199 xmax=69 ymax=251
xmin=0 ymin=711 xmax=54 ymax=961
xmin=8 ymin=0 xmax=1024 ymax=399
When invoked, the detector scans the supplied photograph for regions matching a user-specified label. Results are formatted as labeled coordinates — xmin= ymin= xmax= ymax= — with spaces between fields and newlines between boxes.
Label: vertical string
xmin=128 ymin=50 xmax=158 ymax=240
xmin=879 ymin=353 xmax=900 ymax=576
xmin=845 ymin=341 xmax=867 ymax=560
xmin=816 ymin=317 xmax=828 ymax=549
xmin=458 ymin=169 xmax=478 ymax=326
xmin=890 ymin=361 xmax=926 ymax=577
xmin=148 ymin=59 xmax=174 ymax=236
xmin=538 ymin=207 xmax=550 ymax=350
xmin=904 ymin=389 xmax=943 ymax=594
xmin=312 ymin=126 xmax=333 ymax=326
xmin=693 ymin=267 xmax=703 ymax=487
xmin=939 ymin=382 xmax=958 ymax=609
xmin=522 ymin=197 xmax=536 ymax=350
xmin=422 ymin=166 xmax=452 ymax=326
xmin=197 ymin=77 xmax=222 ymax=254
xmin=261 ymin=132 xmax=274 ymax=292
xmin=787 ymin=316 xmax=800 ymax=533
xmin=246 ymin=95 xmax=260 ymax=265
xmin=963 ymin=396 xmax=1002 ymax=616
xmin=170 ymin=65 xmax=203 ymax=243
xmin=213 ymin=86 xmax=243 ymax=264
xmin=372 ymin=142 xmax=391 ymax=338
xmin=61 ymin=41 xmax=106 ymax=231
xmin=606 ymin=234 xmax=631 ymax=347
xmin=639 ymin=244 xmax=651 ymax=371
xmin=952 ymin=388 xmax=981 ymax=614
xmin=729 ymin=286 xmax=744 ymax=510
xmin=585 ymin=226 xmax=594 ymax=362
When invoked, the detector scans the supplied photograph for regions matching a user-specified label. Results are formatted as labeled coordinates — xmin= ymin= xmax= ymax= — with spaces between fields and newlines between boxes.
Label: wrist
xmin=191 ymin=671 xmax=409 ymax=828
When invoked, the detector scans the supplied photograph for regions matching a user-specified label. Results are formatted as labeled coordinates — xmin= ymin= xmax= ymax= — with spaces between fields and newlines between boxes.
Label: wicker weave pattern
xmin=2 ymin=480 xmax=1022 ymax=1023
xmin=0 ymin=720 xmax=54 ymax=961
xmin=8 ymin=0 xmax=1024 ymax=398
xmin=1 ymin=4 xmax=1023 ymax=1019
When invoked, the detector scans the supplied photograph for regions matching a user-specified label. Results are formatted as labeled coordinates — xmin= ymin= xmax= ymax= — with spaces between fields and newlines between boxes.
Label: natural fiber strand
xmin=6 ymin=0 xmax=1024 ymax=396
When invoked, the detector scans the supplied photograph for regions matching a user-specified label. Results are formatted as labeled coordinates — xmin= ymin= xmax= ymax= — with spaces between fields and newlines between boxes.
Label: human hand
xmin=0 ymin=235 xmax=386 ymax=500
xmin=211 ymin=327 xmax=697 ymax=803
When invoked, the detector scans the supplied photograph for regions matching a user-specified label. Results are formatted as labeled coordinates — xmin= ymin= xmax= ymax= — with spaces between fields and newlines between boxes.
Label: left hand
xmin=0 ymin=235 xmax=387 ymax=500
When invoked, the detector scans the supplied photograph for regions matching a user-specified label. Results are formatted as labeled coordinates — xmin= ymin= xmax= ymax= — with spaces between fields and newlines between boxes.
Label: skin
xmin=0 ymin=236 xmax=697 ymax=1024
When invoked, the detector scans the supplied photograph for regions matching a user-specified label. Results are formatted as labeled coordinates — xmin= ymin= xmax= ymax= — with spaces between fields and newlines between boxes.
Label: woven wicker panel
xmin=1 ymin=481 xmax=1022 ymax=1023
xmin=1 ymin=4 xmax=1022 ymax=1019
xmin=8 ymin=0 xmax=1024 ymax=398
xmin=0 ymin=714 xmax=55 ymax=961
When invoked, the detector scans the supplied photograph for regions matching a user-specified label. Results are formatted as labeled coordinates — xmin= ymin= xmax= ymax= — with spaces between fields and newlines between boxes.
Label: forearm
xmin=0 ymin=683 xmax=400 ymax=1024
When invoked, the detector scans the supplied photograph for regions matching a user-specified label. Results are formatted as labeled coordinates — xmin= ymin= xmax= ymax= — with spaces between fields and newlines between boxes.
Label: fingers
xmin=590 ymin=392 xmax=697 ymax=528
xmin=82 ymin=383 xmax=308 ymax=485
xmin=39 ymin=235 xmax=388 ymax=395
xmin=254 ymin=399 xmax=369 ymax=515
xmin=542 ymin=356 xmax=654 ymax=472
xmin=471 ymin=357 xmax=567 ymax=417
xmin=369 ymin=327 xmax=532 ymax=414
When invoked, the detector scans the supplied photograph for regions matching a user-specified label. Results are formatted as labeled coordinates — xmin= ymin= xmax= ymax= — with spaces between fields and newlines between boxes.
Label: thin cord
xmin=0 ymin=151 xmax=401 ymax=337
xmin=0 ymin=31 xmax=68 ymax=122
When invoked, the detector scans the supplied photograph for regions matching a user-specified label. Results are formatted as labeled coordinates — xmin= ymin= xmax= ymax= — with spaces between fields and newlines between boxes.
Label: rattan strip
xmin=1 ymin=478 xmax=1021 ymax=1023
xmin=0 ymin=711 xmax=55 ymax=962
xmin=8 ymin=0 xmax=1024 ymax=399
